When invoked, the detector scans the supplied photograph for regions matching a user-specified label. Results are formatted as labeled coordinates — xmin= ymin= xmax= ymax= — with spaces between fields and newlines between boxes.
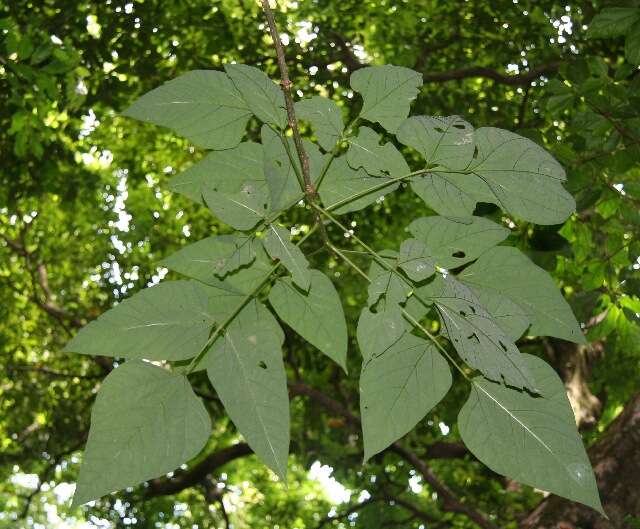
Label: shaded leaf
xmin=367 ymin=251 xmax=410 ymax=308
xmin=408 ymin=215 xmax=509 ymax=269
xmin=409 ymin=171 xmax=489 ymax=217
xmin=346 ymin=126 xmax=410 ymax=177
xmin=64 ymin=281 xmax=225 ymax=361
xmin=72 ymin=361 xmax=210 ymax=506
xmin=469 ymin=127 xmax=575 ymax=224
xmin=122 ymin=70 xmax=251 ymax=150
xmin=422 ymin=275 xmax=536 ymax=391
xmin=397 ymin=115 xmax=475 ymax=171
xmin=206 ymin=301 xmax=289 ymax=480
xmin=269 ymin=270 xmax=348 ymax=370
xmin=319 ymin=156 xmax=399 ymax=214
xmin=351 ymin=65 xmax=422 ymax=133
xmin=357 ymin=306 xmax=406 ymax=363
xmin=626 ymin=21 xmax=640 ymax=66
xmin=225 ymin=64 xmax=286 ymax=128
xmin=263 ymin=224 xmax=311 ymax=290
xmin=360 ymin=332 xmax=451 ymax=460
xmin=398 ymin=238 xmax=436 ymax=282
xmin=459 ymin=246 xmax=585 ymax=343
xmin=459 ymin=354 xmax=603 ymax=513
xmin=465 ymin=287 xmax=530 ymax=341
xmin=587 ymin=8 xmax=640 ymax=39
xmin=202 ymin=186 xmax=267 ymax=231
xmin=295 ymin=96 xmax=344 ymax=150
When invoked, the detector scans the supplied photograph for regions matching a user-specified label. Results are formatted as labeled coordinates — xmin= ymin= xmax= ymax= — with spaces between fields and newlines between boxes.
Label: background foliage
xmin=1 ymin=1 xmax=639 ymax=528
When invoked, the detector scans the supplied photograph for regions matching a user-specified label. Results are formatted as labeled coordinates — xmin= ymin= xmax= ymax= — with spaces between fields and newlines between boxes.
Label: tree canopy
xmin=1 ymin=1 xmax=639 ymax=529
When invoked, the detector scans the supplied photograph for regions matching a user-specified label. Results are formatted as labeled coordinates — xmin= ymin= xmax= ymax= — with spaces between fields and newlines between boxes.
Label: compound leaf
xmin=319 ymin=156 xmax=399 ymax=214
xmin=225 ymin=64 xmax=287 ymax=128
xmin=64 ymin=280 xmax=224 ymax=361
xmin=469 ymin=127 xmax=575 ymax=225
xmin=408 ymin=215 xmax=509 ymax=269
xmin=360 ymin=332 xmax=451 ymax=460
xmin=459 ymin=354 xmax=603 ymax=514
xmin=422 ymin=275 xmax=536 ymax=391
xmin=269 ymin=270 xmax=348 ymax=370
xmin=350 ymin=65 xmax=422 ymax=133
xmin=295 ymin=96 xmax=344 ymax=150
xmin=398 ymin=238 xmax=436 ymax=282
xmin=122 ymin=70 xmax=251 ymax=150
xmin=206 ymin=301 xmax=289 ymax=481
xmin=72 ymin=361 xmax=210 ymax=506
xmin=263 ymin=224 xmax=311 ymax=290
xmin=346 ymin=126 xmax=410 ymax=177
xmin=459 ymin=246 xmax=585 ymax=343
xmin=397 ymin=115 xmax=475 ymax=171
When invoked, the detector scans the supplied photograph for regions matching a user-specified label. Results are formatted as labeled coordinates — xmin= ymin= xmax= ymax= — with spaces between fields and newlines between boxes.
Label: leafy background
xmin=1 ymin=1 xmax=639 ymax=528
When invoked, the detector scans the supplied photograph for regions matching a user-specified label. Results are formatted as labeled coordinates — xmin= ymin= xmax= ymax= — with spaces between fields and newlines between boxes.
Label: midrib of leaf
xmin=363 ymin=74 xmax=418 ymax=116
xmin=270 ymin=226 xmax=305 ymax=278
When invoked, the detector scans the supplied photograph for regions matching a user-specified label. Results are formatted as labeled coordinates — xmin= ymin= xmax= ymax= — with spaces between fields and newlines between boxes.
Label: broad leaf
xmin=122 ymin=70 xmax=251 ymax=150
xmin=202 ymin=186 xmax=267 ymax=231
xmin=225 ymin=64 xmax=287 ymax=128
xmin=626 ymin=21 xmax=640 ymax=65
xmin=295 ymin=96 xmax=344 ymax=150
xmin=397 ymin=115 xmax=475 ymax=171
xmin=408 ymin=215 xmax=509 ymax=269
xmin=162 ymin=236 xmax=274 ymax=295
xmin=357 ymin=306 xmax=406 ymax=363
xmin=422 ymin=275 xmax=536 ymax=391
xmin=350 ymin=65 xmax=423 ymax=133
xmin=261 ymin=125 xmax=324 ymax=211
xmin=169 ymin=141 xmax=267 ymax=206
xmin=367 ymin=251 xmax=410 ymax=308
xmin=206 ymin=301 xmax=289 ymax=480
xmin=72 ymin=361 xmax=210 ymax=506
xmin=64 ymin=280 xmax=224 ymax=361
xmin=459 ymin=246 xmax=585 ymax=343
xmin=319 ymin=156 xmax=399 ymax=214
xmin=458 ymin=354 xmax=603 ymax=513
xmin=346 ymin=126 xmax=410 ymax=177
xmin=409 ymin=171 xmax=488 ymax=217
xmin=464 ymin=286 xmax=530 ymax=341
xmin=268 ymin=270 xmax=348 ymax=370
xmin=587 ymin=7 xmax=640 ymax=38
xmin=263 ymin=224 xmax=311 ymax=290
xmin=360 ymin=332 xmax=451 ymax=460
xmin=397 ymin=238 xmax=435 ymax=282
xmin=469 ymin=127 xmax=575 ymax=225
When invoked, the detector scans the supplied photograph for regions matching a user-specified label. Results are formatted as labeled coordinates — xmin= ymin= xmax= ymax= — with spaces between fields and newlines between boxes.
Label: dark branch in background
xmin=330 ymin=31 xmax=562 ymax=86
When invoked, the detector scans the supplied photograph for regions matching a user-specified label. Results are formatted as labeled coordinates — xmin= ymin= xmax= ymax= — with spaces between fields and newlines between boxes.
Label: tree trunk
xmin=522 ymin=392 xmax=640 ymax=529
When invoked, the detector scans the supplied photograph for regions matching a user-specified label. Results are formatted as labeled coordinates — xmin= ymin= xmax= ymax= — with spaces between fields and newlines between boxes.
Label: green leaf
xmin=463 ymin=287 xmax=530 ymax=341
xmin=346 ymin=126 xmax=410 ymax=177
xmin=397 ymin=115 xmax=475 ymax=171
xmin=263 ymin=224 xmax=311 ymax=290
xmin=318 ymin=156 xmax=399 ymax=214
xmin=202 ymin=187 xmax=267 ymax=231
xmin=122 ymin=70 xmax=251 ymax=150
xmin=268 ymin=270 xmax=348 ymax=370
xmin=295 ymin=96 xmax=344 ymax=150
xmin=160 ymin=234 xmax=256 ymax=282
xmin=169 ymin=142 xmax=266 ymax=205
xmin=160 ymin=235 xmax=273 ymax=294
xmin=72 ymin=361 xmax=210 ymax=506
xmin=459 ymin=246 xmax=585 ymax=343
xmin=261 ymin=125 xmax=324 ymax=211
xmin=469 ymin=127 xmax=575 ymax=225
xmin=409 ymin=171 xmax=488 ymax=217
xmin=367 ymin=251 xmax=410 ymax=308
xmin=408 ymin=215 xmax=509 ymax=269
xmin=587 ymin=8 xmax=640 ymax=39
xmin=397 ymin=238 xmax=435 ymax=282
xmin=357 ymin=307 xmax=406 ymax=363
xmin=422 ymin=275 xmax=536 ymax=391
xmin=625 ymin=21 xmax=640 ymax=66
xmin=225 ymin=64 xmax=287 ymax=128
xmin=64 ymin=281 xmax=225 ymax=361
xmin=360 ymin=332 xmax=451 ymax=460
xmin=458 ymin=354 xmax=603 ymax=514
xmin=350 ymin=65 xmax=423 ymax=133
xmin=206 ymin=301 xmax=289 ymax=480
